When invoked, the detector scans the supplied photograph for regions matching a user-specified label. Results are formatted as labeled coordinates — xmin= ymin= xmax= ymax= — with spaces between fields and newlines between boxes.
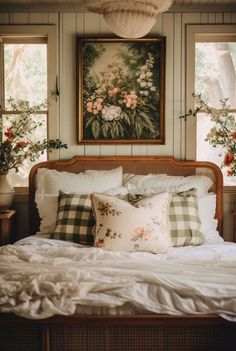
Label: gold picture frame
xmin=77 ymin=37 xmax=165 ymax=144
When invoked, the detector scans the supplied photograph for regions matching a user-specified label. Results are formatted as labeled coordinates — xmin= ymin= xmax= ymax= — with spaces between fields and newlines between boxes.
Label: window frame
xmin=0 ymin=25 xmax=59 ymax=190
xmin=186 ymin=24 xmax=236 ymax=189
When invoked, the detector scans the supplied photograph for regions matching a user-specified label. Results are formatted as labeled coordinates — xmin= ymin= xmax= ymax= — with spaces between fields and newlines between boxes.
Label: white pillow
xmin=123 ymin=173 xmax=213 ymax=197
xmin=37 ymin=166 xmax=123 ymax=195
xmin=198 ymin=193 xmax=223 ymax=244
xmin=92 ymin=192 xmax=172 ymax=253
xmin=35 ymin=167 xmax=124 ymax=233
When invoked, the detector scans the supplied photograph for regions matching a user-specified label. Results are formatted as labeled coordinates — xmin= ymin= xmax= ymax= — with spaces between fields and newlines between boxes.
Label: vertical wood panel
xmin=59 ymin=13 xmax=78 ymax=159
xmin=12 ymin=13 xmax=29 ymax=24
xmin=48 ymin=13 xmax=58 ymax=25
xmin=29 ymin=13 xmax=43 ymax=24
xmin=215 ymin=13 xmax=223 ymax=24
xmin=173 ymin=12 xmax=182 ymax=159
xmin=149 ymin=13 xmax=163 ymax=35
xmin=132 ymin=145 xmax=149 ymax=156
xmin=84 ymin=12 xmax=100 ymax=35
xmin=100 ymin=15 xmax=111 ymax=35
xmin=40 ymin=13 xmax=50 ymax=24
xmin=200 ymin=13 xmax=209 ymax=24
xmin=100 ymin=145 xmax=116 ymax=156
xmin=208 ymin=13 xmax=216 ymax=24
xmin=223 ymin=13 xmax=232 ymax=24
xmin=115 ymin=145 xmax=132 ymax=155
xmin=85 ymin=145 xmax=101 ymax=155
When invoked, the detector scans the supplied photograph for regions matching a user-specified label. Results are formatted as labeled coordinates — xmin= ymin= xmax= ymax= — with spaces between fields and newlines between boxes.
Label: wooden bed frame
xmin=1 ymin=156 xmax=236 ymax=351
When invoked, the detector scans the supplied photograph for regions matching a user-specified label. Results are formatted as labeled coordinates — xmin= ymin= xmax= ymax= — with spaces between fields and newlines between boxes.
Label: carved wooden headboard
xmin=29 ymin=156 xmax=223 ymax=236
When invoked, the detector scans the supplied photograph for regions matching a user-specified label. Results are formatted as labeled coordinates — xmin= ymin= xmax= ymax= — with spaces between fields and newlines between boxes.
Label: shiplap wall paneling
xmin=223 ymin=193 xmax=236 ymax=242
xmin=223 ymin=13 xmax=232 ymax=23
xmin=12 ymin=13 xmax=29 ymax=24
xmin=173 ymin=12 xmax=182 ymax=159
xmin=59 ymin=13 xmax=79 ymax=159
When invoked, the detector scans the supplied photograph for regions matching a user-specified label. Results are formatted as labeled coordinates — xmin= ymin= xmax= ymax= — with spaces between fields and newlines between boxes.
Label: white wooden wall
xmin=0 ymin=11 xmax=236 ymax=240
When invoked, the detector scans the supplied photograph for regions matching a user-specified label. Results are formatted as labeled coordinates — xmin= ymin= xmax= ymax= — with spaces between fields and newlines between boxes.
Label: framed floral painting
xmin=77 ymin=37 xmax=165 ymax=144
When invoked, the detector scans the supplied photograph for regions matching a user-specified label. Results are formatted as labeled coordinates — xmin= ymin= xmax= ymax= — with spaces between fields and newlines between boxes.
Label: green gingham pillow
xmin=128 ymin=189 xmax=205 ymax=247
xmin=169 ymin=189 xmax=205 ymax=246
xmin=50 ymin=192 xmax=95 ymax=245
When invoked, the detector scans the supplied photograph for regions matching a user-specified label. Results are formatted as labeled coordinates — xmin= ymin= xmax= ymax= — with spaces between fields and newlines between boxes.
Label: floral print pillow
xmin=91 ymin=192 xmax=172 ymax=253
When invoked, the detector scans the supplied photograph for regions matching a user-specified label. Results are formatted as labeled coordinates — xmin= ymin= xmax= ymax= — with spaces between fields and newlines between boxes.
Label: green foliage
xmin=0 ymin=98 xmax=67 ymax=173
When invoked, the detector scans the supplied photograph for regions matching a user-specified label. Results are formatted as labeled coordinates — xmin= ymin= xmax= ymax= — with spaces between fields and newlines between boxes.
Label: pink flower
xmin=108 ymin=87 xmax=120 ymax=98
xmin=86 ymin=98 xmax=104 ymax=115
xmin=133 ymin=227 xmax=143 ymax=236
xmin=123 ymin=91 xmax=138 ymax=110
xmin=86 ymin=100 xmax=93 ymax=113
xmin=143 ymin=234 xmax=149 ymax=241
xmin=132 ymin=227 xmax=150 ymax=240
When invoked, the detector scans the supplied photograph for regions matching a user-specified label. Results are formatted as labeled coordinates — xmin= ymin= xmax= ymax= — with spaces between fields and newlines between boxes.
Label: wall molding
xmin=0 ymin=5 xmax=235 ymax=14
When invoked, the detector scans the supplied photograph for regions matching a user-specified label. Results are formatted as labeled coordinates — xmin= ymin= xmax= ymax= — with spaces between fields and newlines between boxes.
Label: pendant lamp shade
xmin=86 ymin=1 xmax=173 ymax=38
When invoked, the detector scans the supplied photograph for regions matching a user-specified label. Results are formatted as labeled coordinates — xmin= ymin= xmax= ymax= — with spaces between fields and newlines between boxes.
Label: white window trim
xmin=185 ymin=24 xmax=236 ymax=161
xmin=186 ymin=24 xmax=236 ymax=190
xmin=0 ymin=24 xmax=59 ymax=162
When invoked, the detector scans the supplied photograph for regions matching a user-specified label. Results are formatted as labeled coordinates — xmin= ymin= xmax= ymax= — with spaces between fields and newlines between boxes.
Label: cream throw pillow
xmin=91 ymin=192 xmax=172 ymax=253
xmin=35 ymin=167 xmax=123 ymax=233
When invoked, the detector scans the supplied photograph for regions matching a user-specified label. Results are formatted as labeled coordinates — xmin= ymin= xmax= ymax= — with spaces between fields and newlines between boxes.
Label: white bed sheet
xmin=0 ymin=236 xmax=236 ymax=320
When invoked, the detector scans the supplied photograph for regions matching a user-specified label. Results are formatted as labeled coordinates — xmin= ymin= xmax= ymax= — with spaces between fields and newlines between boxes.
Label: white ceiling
xmin=0 ymin=0 xmax=235 ymax=12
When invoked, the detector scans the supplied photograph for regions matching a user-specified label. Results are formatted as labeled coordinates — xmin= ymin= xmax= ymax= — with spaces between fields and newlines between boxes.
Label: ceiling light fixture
xmin=85 ymin=0 xmax=173 ymax=38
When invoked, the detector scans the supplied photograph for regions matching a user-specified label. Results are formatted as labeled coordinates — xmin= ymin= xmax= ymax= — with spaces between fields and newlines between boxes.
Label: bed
xmin=0 ymin=155 xmax=236 ymax=351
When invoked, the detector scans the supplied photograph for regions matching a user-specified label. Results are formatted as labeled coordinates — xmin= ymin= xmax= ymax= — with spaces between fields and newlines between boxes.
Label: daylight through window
xmin=195 ymin=37 xmax=236 ymax=186
xmin=0 ymin=37 xmax=48 ymax=186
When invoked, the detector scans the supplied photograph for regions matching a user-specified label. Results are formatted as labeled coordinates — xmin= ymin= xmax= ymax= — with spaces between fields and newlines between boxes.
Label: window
xmin=186 ymin=25 xmax=236 ymax=186
xmin=0 ymin=25 xmax=58 ymax=187
xmin=0 ymin=37 xmax=47 ymax=186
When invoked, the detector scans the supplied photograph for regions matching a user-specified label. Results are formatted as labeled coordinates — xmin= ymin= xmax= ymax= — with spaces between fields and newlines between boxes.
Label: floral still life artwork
xmin=77 ymin=37 xmax=165 ymax=144
xmin=180 ymin=93 xmax=236 ymax=177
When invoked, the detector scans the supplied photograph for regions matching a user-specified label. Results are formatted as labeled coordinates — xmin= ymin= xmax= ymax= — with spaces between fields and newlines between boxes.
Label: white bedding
xmin=0 ymin=236 xmax=236 ymax=320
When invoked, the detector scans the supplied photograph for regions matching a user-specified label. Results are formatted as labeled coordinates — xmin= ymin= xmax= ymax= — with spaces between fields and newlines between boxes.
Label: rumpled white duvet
xmin=0 ymin=236 xmax=236 ymax=321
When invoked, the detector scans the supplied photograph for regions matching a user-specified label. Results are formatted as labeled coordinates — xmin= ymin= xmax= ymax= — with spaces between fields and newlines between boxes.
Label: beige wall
xmin=1 ymin=10 xmax=236 ymax=241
